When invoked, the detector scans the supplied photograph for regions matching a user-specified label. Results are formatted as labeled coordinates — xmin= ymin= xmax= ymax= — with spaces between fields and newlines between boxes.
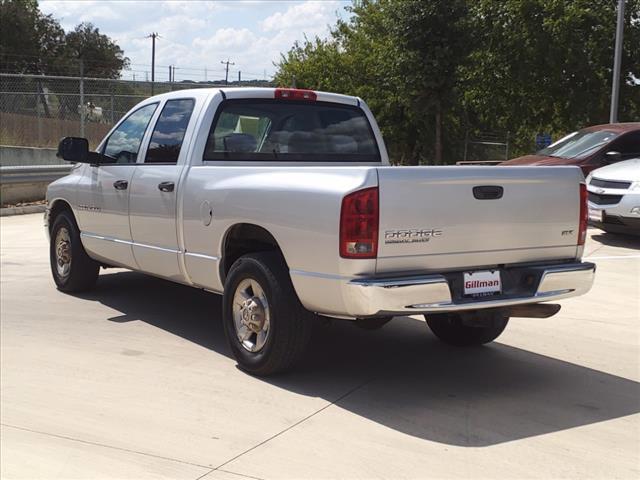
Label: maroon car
xmin=503 ymin=123 xmax=640 ymax=175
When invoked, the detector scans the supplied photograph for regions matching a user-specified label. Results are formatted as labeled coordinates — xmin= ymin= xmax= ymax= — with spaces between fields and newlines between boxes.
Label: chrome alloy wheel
xmin=55 ymin=227 xmax=72 ymax=278
xmin=232 ymin=278 xmax=271 ymax=352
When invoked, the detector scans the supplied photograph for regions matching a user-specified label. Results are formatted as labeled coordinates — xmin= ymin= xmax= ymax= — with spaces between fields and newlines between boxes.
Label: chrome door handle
xmin=113 ymin=180 xmax=128 ymax=190
xmin=158 ymin=181 xmax=175 ymax=192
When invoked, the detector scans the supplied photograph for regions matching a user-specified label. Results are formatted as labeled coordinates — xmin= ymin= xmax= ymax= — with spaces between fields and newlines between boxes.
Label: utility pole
xmin=610 ymin=0 xmax=626 ymax=123
xmin=221 ymin=58 xmax=235 ymax=84
xmin=169 ymin=65 xmax=172 ymax=82
xmin=204 ymin=68 xmax=207 ymax=82
xmin=147 ymin=32 xmax=159 ymax=94
xmin=238 ymin=71 xmax=241 ymax=84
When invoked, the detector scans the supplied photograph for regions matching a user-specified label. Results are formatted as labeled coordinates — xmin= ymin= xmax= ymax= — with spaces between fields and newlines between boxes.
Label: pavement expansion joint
xmin=212 ymin=376 xmax=376 ymax=472
xmin=1 ymin=423 xmax=212 ymax=470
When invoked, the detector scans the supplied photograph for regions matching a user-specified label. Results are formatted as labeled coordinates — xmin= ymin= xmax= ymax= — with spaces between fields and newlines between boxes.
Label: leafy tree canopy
xmin=0 ymin=0 xmax=129 ymax=78
xmin=275 ymin=0 xmax=640 ymax=164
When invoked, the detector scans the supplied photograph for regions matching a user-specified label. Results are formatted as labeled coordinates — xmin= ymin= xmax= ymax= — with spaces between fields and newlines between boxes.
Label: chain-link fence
xmin=0 ymin=73 xmax=270 ymax=149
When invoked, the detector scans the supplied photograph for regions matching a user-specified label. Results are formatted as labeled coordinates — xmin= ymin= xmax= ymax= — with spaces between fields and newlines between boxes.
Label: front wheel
xmin=222 ymin=252 xmax=313 ymax=376
xmin=49 ymin=211 xmax=100 ymax=292
xmin=425 ymin=310 xmax=509 ymax=346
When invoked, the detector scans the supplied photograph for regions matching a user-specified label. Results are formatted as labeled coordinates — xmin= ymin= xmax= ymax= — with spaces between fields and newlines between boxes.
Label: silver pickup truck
xmin=47 ymin=87 xmax=595 ymax=375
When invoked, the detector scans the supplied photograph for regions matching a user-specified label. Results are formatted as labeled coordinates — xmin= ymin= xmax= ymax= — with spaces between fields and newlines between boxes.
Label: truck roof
xmin=149 ymin=87 xmax=362 ymax=107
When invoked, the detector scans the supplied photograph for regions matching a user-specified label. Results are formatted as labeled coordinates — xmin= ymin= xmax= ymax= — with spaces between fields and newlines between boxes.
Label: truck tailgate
xmin=376 ymin=166 xmax=584 ymax=274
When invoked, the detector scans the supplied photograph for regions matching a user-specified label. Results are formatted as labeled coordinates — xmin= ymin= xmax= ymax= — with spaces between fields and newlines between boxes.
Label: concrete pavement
xmin=1 ymin=213 xmax=639 ymax=479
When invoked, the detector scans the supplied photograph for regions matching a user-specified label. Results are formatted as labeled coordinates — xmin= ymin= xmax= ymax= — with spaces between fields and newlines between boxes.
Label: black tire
xmin=222 ymin=252 xmax=313 ymax=376
xmin=49 ymin=210 xmax=99 ymax=292
xmin=425 ymin=311 xmax=509 ymax=346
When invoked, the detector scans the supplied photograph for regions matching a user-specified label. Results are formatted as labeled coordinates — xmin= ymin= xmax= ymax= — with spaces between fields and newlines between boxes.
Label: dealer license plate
xmin=463 ymin=270 xmax=502 ymax=297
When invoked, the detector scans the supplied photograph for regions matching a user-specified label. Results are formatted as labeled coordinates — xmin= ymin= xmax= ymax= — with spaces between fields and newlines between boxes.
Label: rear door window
xmin=204 ymin=100 xmax=380 ymax=162
xmin=145 ymin=99 xmax=195 ymax=164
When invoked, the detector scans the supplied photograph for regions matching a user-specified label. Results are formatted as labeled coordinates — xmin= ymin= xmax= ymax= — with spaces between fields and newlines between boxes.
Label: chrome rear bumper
xmin=345 ymin=262 xmax=595 ymax=317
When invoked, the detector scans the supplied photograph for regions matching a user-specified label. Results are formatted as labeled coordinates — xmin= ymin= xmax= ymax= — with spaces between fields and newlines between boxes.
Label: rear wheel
xmin=425 ymin=310 xmax=509 ymax=346
xmin=49 ymin=211 xmax=99 ymax=292
xmin=222 ymin=252 xmax=313 ymax=376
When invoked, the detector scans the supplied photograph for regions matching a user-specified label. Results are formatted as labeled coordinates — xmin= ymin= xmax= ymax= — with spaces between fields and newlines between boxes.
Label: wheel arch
xmin=220 ymin=223 xmax=287 ymax=284
xmin=48 ymin=198 xmax=76 ymax=234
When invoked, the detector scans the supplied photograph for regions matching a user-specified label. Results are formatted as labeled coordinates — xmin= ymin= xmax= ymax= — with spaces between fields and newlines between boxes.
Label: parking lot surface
xmin=1 ymin=213 xmax=639 ymax=479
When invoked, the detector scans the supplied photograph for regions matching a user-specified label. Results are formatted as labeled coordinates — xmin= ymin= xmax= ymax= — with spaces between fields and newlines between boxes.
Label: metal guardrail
xmin=0 ymin=164 xmax=73 ymax=184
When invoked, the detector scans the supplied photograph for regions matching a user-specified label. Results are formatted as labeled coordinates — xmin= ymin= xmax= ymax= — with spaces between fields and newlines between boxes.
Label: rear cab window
xmin=203 ymin=100 xmax=381 ymax=162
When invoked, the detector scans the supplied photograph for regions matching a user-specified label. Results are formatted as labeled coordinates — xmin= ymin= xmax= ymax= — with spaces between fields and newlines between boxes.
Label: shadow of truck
xmin=77 ymin=270 xmax=640 ymax=447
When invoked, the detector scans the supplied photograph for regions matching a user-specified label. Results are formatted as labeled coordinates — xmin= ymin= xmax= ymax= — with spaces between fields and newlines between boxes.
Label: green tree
xmin=0 ymin=0 xmax=66 ymax=74
xmin=275 ymin=0 xmax=640 ymax=163
xmin=275 ymin=0 xmax=473 ymax=164
xmin=461 ymin=0 xmax=640 ymax=153
xmin=386 ymin=0 xmax=470 ymax=163
xmin=64 ymin=22 xmax=129 ymax=78
xmin=0 ymin=1 xmax=129 ymax=78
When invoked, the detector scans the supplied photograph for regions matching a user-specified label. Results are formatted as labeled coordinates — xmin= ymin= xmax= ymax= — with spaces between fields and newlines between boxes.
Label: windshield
xmin=537 ymin=130 xmax=619 ymax=159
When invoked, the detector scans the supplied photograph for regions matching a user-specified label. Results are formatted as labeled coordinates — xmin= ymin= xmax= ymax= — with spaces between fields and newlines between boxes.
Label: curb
xmin=0 ymin=205 xmax=46 ymax=217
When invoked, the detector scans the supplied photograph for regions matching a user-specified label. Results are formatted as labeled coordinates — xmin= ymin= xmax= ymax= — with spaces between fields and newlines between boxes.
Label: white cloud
xmin=39 ymin=0 xmax=348 ymax=80
xmin=261 ymin=1 xmax=341 ymax=33
xmin=194 ymin=28 xmax=257 ymax=50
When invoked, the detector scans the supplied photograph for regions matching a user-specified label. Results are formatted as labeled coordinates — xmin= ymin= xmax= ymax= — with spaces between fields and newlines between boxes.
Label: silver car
xmin=587 ymin=158 xmax=640 ymax=236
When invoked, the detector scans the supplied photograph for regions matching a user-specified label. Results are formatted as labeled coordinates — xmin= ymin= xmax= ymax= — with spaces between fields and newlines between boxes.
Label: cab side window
xmin=103 ymin=103 xmax=158 ymax=163
xmin=145 ymin=99 xmax=195 ymax=164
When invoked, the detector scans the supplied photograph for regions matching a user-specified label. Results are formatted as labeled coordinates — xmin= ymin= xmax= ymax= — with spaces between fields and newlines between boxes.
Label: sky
xmin=39 ymin=0 xmax=350 ymax=82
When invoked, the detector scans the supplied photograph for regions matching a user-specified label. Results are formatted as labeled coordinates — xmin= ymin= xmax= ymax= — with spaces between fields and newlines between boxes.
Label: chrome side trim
xmin=134 ymin=242 xmax=180 ymax=254
xmin=184 ymin=252 xmax=220 ymax=261
xmin=81 ymin=232 xmax=134 ymax=245
xmin=81 ymin=232 xmax=181 ymax=254
xmin=289 ymin=269 xmax=353 ymax=281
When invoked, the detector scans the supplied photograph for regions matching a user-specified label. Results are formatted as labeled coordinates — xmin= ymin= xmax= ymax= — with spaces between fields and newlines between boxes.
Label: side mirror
xmin=57 ymin=137 xmax=89 ymax=163
xmin=603 ymin=151 xmax=622 ymax=163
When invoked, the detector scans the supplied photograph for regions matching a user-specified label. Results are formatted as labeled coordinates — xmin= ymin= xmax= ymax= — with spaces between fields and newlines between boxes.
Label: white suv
xmin=587 ymin=158 xmax=640 ymax=236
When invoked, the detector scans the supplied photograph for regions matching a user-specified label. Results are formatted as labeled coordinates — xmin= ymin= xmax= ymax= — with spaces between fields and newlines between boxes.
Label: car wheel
xmin=49 ymin=211 xmax=99 ymax=292
xmin=222 ymin=252 xmax=313 ymax=375
xmin=425 ymin=311 xmax=509 ymax=346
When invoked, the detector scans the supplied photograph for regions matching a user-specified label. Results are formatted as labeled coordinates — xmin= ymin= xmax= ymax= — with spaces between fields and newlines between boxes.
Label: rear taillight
xmin=578 ymin=183 xmax=588 ymax=245
xmin=274 ymin=88 xmax=317 ymax=101
xmin=340 ymin=187 xmax=379 ymax=258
